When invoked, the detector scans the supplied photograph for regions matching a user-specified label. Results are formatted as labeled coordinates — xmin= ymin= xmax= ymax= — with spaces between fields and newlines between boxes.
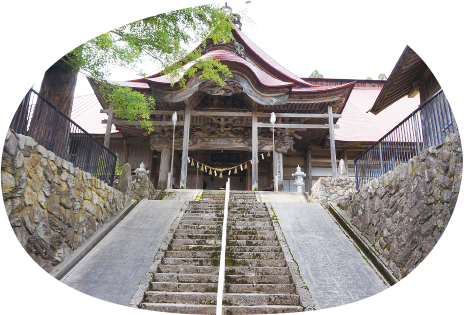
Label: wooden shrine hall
xmin=91 ymin=24 xmax=364 ymax=191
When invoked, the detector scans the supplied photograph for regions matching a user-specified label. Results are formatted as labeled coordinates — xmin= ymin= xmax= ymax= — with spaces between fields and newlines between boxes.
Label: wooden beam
xmin=101 ymin=109 xmax=342 ymax=119
xmin=257 ymin=123 xmax=339 ymax=129
xmin=180 ymin=104 xmax=191 ymax=189
xmin=305 ymin=148 xmax=312 ymax=192
xmin=103 ymin=102 xmax=113 ymax=148
xmin=328 ymin=106 xmax=338 ymax=177
xmin=103 ymin=119 xmax=185 ymax=126
xmin=252 ymin=106 xmax=258 ymax=190
xmin=257 ymin=113 xmax=342 ymax=119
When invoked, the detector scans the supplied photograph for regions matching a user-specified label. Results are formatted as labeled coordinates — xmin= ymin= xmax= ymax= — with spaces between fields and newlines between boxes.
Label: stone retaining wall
xmin=2 ymin=129 xmax=128 ymax=272
xmin=337 ymin=133 xmax=462 ymax=279
xmin=310 ymin=176 xmax=356 ymax=204
xmin=131 ymin=174 xmax=155 ymax=202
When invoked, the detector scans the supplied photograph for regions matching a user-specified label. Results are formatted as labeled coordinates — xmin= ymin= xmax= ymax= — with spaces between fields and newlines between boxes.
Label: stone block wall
xmin=2 ymin=129 xmax=128 ymax=272
xmin=310 ymin=176 xmax=356 ymax=204
xmin=337 ymin=133 xmax=462 ymax=279
xmin=130 ymin=174 xmax=155 ymax=202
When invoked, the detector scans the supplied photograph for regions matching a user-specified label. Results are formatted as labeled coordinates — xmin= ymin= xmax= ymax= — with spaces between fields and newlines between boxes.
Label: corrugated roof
xmin=335 ymin=87 xmax=420 ymax=142
xmin=148 ymin=49 xmax=294 ymax=88
xmin=233 ymin=26 xmax=314 ymax=87
xmin=71 ymin=94 xmax=118 ymax=135
xmin=368 ymin=46 xmax=427 ymax=114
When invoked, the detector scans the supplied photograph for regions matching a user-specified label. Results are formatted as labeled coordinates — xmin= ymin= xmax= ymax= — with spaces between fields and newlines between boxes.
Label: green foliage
xmin=58 ymin=5 xmax=238 ymax=133
xmin=378 ymin=73 xmax=388 ymax=80
xmin=114 ymin=153 xmax=124 ymax=175
xmin=97 ymin=155 xmax=106 ymax=176
xmin=366 ymin=77 xmax=372 ymax=80
xmin=98 ymin=81 xmax=156 ymax=133
xmin=309 ymin=69 xmax=323 ymax=78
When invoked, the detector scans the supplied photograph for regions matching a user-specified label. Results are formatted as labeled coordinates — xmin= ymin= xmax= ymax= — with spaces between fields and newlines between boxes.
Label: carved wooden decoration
xmin=198 ymin=79 xmax=243 ymax=96
xmin=275 ymin=135 xmax=294 ymax=153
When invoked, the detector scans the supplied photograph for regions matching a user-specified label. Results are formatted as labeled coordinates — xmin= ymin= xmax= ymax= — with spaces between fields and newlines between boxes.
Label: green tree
xmin=366 ymin=77 xmax=372 ymax=80
xmin=37 ymin=5 xmax=236 ymax=131
xmin=309 ymin=69 xmax=323 ymax=78
xmin=378 ymin=73 xmax=387 ymax=80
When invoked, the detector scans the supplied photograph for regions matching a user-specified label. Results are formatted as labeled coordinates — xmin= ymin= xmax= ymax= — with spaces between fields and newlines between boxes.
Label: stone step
xmin=140 ymin=303 xmax=303 ymax=314
xmin=162 ymin=257 xmax=221 ymax=266
xmin=173 ymin=233 xmax=222 ymax=240
xmin=227 ymin=230 xmax=275 ymax=236
xmin=228 ymin=214 xmax=270 ymax=219
xmin=158 ymin=265 xmax=219 ymax=274
xmin=228 ymin=221 xmax=272 ymax=227
xmin=144 ymin=291 xmax=217 ymax=304
xmin=228 ymin=225 xmax=275 ymax=231
xmin=176 ymin=229 xmax=222 ymax=235
xmin=168 ymin=244 xmax=221 ymax=251
xmin=154 ymin=273 xmax=219 ymax=283
xmin=150 ymin=282 xmax=218 ymax=293
xmin=223 ymin=293 xmax=300 ymax=306
xmin=140 ymin=303 xmax=303 ymax=315
xmin=179 ymin=218 xmax=272 ymax=226
xmin=171 ymin=239 xmax=222 ymax=246
xmin=226 ymin=258 xmax=287 ymax=267
xmin=226 ymin=246 xmax=282 ymax=253
xmin=225 ymin=266 xmax=290 ymax=276
xmin=225 ymin=274 xmax=293 ymax=284
xmin=226 ymin=251 xmax=284 ymax=260
xmin=178 ymin=224 xmax=222 ymax=230
xmin=227 ymin=240 xmax=280 ymax=246
xmin=226 ymin=235 xmax=276 ymax=241
xmin=225 ymin=284 xmax=296 ymax=294
xmin=165 ymin=251 xmax=221 ymax=259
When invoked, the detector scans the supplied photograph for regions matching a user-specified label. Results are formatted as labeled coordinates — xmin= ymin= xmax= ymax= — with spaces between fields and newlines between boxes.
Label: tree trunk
xmin=29 ymin=58 xmax=79 ymax=158
xmin=38 ymin=58 xmax=79 ymax=116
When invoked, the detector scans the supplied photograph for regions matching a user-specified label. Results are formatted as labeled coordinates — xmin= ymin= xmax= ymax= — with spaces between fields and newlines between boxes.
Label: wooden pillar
xmin=305 ymin=148 xmax=312 ymax=192
xmin=276 ymin=152 xmax=284 ymax=191
xmin=180 ymin=104 xmax=191 ymax=188
xmin=328 ymin=106 xmax=338 ymax=177
xmin=103 ymin=103 xmax=113 ymax=148
xmin=158 ymin=147 xmax=171 ymax=190
xmin=343 ymin=150 xmax=349 ymax=175
xmin=252 ymin=106 xmax=258 ymax=190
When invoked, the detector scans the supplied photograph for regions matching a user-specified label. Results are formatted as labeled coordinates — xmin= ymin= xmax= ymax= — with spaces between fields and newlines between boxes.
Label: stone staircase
xmin=138 ymin=191 xmax=302 ymax=314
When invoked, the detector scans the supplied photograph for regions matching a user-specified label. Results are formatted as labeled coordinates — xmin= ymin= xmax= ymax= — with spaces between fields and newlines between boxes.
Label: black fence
xmin=354 ymin=89 xmax=458 ymax=190
xmin=9 ymin=89 xmax=117 ymax=186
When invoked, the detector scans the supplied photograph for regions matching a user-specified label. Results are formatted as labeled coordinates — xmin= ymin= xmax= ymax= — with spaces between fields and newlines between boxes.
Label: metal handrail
xmin=9 ymin=88 xmax=117 ymax=186
xmin=216 ymin=178 xmax=230 ymax=315
xmin=354 ymin=89 xmax=457 ymax=189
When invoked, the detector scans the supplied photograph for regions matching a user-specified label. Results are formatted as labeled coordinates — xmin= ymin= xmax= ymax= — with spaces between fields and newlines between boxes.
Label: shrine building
xmin=78 ymin=24 xmax=419 ymax=192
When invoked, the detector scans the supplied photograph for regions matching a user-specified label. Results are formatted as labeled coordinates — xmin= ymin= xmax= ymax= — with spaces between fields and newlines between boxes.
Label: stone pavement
xmin=270 ymin=201 xmax=388 ymax=310
xmin=61 ymin=200 xmax=185 ymax=306
xmin=259 ymin=191 xmax=308 ymax=203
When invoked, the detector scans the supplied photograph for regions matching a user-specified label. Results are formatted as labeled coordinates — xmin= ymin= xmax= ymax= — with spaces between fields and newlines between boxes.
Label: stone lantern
xmin=292 ymin=165 xmax=306 ymax=193
xmin=135 ymin=162 xmax=149 ymax=176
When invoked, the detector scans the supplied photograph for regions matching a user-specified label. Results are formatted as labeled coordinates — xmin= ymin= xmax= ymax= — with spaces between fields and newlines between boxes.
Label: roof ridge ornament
xmin=222 ymin=3 xmax=242 ymax=29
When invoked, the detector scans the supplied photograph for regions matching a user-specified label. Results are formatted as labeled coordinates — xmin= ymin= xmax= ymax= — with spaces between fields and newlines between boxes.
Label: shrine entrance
xmin=185 ymin=150 xmax=274 ymax=191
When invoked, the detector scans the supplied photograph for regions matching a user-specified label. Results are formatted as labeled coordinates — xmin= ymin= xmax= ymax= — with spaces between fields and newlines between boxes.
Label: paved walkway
xmin=61 ymin=200 xmax=184 ymax=306
xmin=270 ymin=201 xmax=388 ymax=310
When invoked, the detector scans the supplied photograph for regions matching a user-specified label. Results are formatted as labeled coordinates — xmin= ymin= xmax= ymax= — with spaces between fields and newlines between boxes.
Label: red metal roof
xmin=108 ymin=80 xmax=151 ymax=89
xmin=147 ymin=49 xmax=295 ymax=88
xmin=233 ymin=26 xmax=314 ymax=87
xmin=290 ymin=81 xmax=356 ymax=93
xmin=334 ymin=87 xmax=420 ymax=142
xmin=71 ymin=94 xmax=118 ymax=135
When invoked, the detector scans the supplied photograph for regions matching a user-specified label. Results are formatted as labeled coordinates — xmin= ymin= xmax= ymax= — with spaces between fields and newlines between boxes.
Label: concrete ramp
xmin=259 ymin=191 xmax=308 ymax=203
xmin=162 ymin=189 xmax=202 ymax=201
xmin=270 ymin=202 xmax=388 ymax=310
xmin=61 ymin=200 xmax=185 ymax=306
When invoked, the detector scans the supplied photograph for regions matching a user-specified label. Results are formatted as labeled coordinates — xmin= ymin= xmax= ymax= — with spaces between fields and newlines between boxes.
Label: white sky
xmin=74 ymin=0 xmax=411 ymax=96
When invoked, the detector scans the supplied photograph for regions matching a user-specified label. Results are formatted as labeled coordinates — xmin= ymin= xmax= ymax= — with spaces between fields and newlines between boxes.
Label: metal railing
xmin=9 ymin=88 xmax=117 ymax=186
xmin=216 ymin=178 xmax=230 ymax=315
xmin=354 ymin=89 xmax=457 ymax=190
